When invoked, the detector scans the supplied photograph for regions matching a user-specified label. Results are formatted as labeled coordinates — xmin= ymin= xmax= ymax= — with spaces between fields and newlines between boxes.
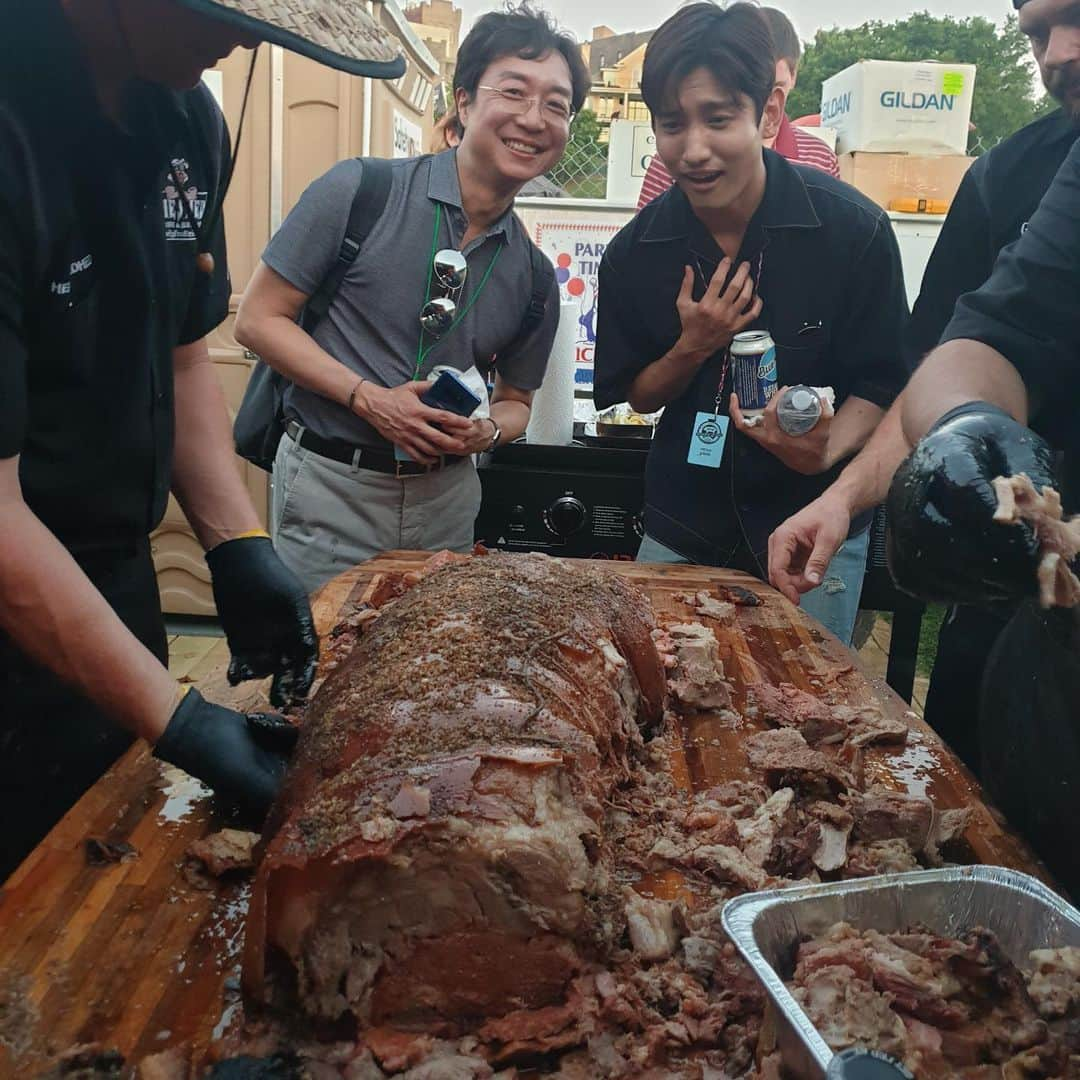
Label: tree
xmin=566 ymin=108 xmax=603 ymax=152
xmin=787 ymin=13 xmax=1056 ymax=154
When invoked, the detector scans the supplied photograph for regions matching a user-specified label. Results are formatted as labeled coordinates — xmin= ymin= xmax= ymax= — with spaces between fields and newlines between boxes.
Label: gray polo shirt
xmin=262 ymin=149 xmax=558 ymax=447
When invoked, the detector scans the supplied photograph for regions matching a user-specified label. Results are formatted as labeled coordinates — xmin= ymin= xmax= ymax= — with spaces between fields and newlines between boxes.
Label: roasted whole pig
xmin=242 ymin=553 xmax=666 ymax=1034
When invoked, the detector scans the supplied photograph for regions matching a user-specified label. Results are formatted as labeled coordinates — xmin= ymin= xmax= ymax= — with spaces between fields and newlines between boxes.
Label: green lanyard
xmin=413 ymin=202 xmax=504 ymax=380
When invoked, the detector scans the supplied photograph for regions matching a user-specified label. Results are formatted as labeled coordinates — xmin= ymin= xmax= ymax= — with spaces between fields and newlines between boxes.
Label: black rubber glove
xmin=886 ymin=401 xmax=1057 ymax=605
xmin=206 ymin=535 xmax=318 ymax=708
xmin=153 ymin=688 xmax=299 ymax=817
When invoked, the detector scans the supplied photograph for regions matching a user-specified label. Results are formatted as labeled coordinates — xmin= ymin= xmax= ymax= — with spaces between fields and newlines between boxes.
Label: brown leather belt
xmin=286 ymin=421 xmax=464 ymax=478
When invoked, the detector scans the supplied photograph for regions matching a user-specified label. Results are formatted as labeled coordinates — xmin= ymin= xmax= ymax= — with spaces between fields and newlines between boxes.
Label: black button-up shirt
xmin=0 ymin=0 xmax=230 ymax=552
xmin=907 ymin=109 xmax=1080 ymax=373
xmin=943 ymin=135 xmax=1080 ymax=510
xmin=594 ymin=150 xmax=908 ymax=567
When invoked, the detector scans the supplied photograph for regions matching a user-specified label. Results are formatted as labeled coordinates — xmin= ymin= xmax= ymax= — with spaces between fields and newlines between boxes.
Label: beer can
xmin=730 ymin=331 xmax=777 ymax=415
xmin=776 ymin=385 xmax=823 ymax=436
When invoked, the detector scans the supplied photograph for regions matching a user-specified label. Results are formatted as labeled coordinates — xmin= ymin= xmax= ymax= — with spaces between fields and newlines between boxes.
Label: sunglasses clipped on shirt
xmin=477 ymin=85 xmax=575 ymax=126
xmin=420 ymin=248 xmax=468 ymax=336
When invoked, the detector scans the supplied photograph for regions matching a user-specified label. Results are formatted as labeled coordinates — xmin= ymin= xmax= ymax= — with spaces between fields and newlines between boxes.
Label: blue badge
xmin=688 ymin=412 xmax=729 ymax=468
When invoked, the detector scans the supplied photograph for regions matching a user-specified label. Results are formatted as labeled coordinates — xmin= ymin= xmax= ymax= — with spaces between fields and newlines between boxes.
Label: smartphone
xmin=421 ymin=369 xmax=482 ymax=418
xmin=394 ymin=370 xmax=483 ymax=462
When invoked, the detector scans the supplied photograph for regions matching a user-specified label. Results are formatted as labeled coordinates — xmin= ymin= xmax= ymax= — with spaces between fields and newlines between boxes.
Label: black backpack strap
xmin=491 ymin=239 xmax=555 ymax=374
xmin=300 ymin=157 xmax=394 ymax=333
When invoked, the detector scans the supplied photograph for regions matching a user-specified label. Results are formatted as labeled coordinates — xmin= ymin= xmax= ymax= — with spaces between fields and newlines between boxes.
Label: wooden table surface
xmin=0 ymin=552 xmax=1048 ymax=1076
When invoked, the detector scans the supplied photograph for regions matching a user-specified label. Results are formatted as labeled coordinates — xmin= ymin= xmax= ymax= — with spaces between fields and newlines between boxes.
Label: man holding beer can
xmin=594 ymin=2 xmax=908 ymax=644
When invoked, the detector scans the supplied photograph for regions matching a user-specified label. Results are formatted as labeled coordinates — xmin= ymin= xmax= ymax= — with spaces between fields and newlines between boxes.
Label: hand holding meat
xmin=153 ymin=688 xmax=298 ymax=818
xmin=731 ymin=388 xmax=834 ymax=475
xmin=769 ymin=490 xmax=852 ymax=603
xmin=886 ymin=402 xmax=1058 ymax=605
xmin=206 ymin=535 xmax=318 ymax=707
xmin=675 ymin=258 xmax=764 ymax=359
xmin=357 ymin=380 xmax=473 ymax=465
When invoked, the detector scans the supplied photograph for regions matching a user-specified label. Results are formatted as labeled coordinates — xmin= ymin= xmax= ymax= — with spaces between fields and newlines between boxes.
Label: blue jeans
xmin=636 ymin=530 xmax=869 ymax=646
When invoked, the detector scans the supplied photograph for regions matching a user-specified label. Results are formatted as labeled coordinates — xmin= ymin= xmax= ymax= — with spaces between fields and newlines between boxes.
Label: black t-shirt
xmin=594 ymin=150 xmax=909 ymax=567
xmin=906 ymin=109 xmax=1080 ymax=372
xmin=943 ymin=135 xmax=1080 ymax=509
xmin=0 ymin=0 xmax=230 ymax=550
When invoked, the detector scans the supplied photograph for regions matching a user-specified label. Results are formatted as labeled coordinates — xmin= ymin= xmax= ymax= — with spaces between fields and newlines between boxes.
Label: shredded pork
xmin=993 ymin=474 xmax=1080 ymax=608
xmin=788 ymin=923 xmax=1080 ymax=1078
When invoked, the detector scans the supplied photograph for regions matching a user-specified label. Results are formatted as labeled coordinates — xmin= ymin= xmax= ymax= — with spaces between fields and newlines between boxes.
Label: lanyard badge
xmin=688 ymin=346 xmax=732 ymax=468
xmin=688 ymin=412 xmax=729 ymax=468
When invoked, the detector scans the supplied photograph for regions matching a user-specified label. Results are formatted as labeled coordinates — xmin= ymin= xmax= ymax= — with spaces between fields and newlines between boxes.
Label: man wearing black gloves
xmin=886 ymin=132 xmax=1080 ymax=895
xmin=769 ymin=0 xmax=1080 ymax=772
xmin=0 ymin=0 xmax=403 ymax=876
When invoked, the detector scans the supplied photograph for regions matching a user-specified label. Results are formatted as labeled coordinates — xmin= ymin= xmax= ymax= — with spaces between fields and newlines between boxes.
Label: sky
xmin=456 ymin=0 xmax=1012 ymax=46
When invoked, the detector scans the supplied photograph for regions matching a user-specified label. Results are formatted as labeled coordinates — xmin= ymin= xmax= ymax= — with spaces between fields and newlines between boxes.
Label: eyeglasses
xmin=420 ymin=248 xmax=468 ymax=336
xmin=476 ymin=85 xmax=575 ymax=126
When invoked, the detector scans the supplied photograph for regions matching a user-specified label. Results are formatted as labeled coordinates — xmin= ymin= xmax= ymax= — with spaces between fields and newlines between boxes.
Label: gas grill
xmin=474 ymin=431 xmax=649 ymax=561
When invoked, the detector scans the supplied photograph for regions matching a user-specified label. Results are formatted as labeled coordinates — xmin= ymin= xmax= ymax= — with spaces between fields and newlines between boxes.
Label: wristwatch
xmin=486 ymin=417 xmax=502 ymax=451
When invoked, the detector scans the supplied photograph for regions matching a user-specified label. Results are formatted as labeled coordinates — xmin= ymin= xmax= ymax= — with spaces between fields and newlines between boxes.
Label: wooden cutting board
xmin=0 ymin=552 xmax=1049 ymax=1076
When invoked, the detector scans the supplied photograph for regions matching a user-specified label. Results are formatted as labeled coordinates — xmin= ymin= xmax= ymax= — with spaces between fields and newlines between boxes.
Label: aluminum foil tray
xmin=722 ymin=866 xmax=1080 ymax=1079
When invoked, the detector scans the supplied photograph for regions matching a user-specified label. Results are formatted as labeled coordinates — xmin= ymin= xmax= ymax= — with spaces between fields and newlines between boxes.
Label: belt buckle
xmin=395 ymin=456 xmax=441 ymax=479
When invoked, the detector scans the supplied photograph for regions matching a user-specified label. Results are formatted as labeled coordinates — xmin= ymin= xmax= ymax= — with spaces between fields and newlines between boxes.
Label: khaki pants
xmin=271 ymin=432 xmax=482 ymax=595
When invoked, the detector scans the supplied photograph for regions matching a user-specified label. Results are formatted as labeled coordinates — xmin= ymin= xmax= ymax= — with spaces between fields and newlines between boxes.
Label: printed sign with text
xmin=533 ymin=219 xmax=623 ymax=388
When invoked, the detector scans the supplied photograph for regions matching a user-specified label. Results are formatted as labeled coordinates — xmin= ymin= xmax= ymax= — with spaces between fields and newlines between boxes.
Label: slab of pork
xmin=242 ymin=553 xmax=666 ymax=1034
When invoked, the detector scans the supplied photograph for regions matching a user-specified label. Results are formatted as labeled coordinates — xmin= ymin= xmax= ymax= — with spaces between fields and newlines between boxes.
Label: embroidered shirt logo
xmin=163 ymin=157 xmax=208 ymax=242
xmin=49 ymin=253 xmax=94 ymax=296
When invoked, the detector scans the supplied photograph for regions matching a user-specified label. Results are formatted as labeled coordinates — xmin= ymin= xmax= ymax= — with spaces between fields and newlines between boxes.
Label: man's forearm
xmin=172 ymin=339 xmax=262 ymax=550
xmin=824 ymin=395 xmax=884 ymax=470
xmin=490 ymin=399 xmax=530 ymax=443
xmin=901 ymin=340 xmax=1029 ymax=445
xmin=627 ymin=340 xmax=710 ymax=414
xmin=829 ymin=399 xmax=912 ymax=515
xmin=0 ymin=485 xmax=177 ymax=742
xmin=235 ymin=311 xmax=360 ymax=412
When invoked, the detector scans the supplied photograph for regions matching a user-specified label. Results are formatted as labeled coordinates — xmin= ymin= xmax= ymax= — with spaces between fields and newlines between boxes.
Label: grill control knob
xmin=544 ymin=496 xmax=587 ymax=537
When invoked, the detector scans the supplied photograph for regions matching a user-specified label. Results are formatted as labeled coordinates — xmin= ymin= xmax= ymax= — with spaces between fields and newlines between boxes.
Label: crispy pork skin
xmin=243 ymin=553 xmax=666 ymax=1032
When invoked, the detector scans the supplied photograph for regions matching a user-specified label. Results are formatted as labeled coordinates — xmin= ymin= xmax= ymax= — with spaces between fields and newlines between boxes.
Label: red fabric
xmin=772 ymin=111 xmax=801 ymax=160
xmin=791 ymin=124 xmax=841 ymax=179
xmin=637 ymin=156 xmax=675 ymax=209
xmin=635 ymin=115 xmax=840 ymax=210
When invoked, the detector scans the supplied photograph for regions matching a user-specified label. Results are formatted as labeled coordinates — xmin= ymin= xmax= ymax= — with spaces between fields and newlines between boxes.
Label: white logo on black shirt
xmin=163 ymin=157 xmax=207 ymax=242
xmin=49 ymin=253 xmax=93 ymax=296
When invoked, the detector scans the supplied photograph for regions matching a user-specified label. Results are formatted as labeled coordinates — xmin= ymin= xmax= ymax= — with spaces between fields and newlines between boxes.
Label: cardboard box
xmin=838 ymin=151 xmax=975 ymax=212
xmin=821 ymin=60 xmax=976 ymax=155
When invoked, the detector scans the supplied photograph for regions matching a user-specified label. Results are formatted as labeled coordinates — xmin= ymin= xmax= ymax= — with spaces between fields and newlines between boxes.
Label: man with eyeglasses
xmin=236 ymin=6 xmax=589 ymax=594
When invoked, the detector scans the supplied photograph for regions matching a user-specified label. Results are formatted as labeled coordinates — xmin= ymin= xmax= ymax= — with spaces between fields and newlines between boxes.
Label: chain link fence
xmin=531 ymin=139 xmax=610 ymax=199
xmin=969 ymin=133 xmax=1005 ymax=156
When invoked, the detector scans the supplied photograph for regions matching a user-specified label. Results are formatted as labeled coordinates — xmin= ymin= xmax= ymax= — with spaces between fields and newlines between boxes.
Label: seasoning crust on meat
xmin=244 ymin=552 xmax=667 ymax=1030
xmin=215 ymin=554 xmax=991 ymax=1077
